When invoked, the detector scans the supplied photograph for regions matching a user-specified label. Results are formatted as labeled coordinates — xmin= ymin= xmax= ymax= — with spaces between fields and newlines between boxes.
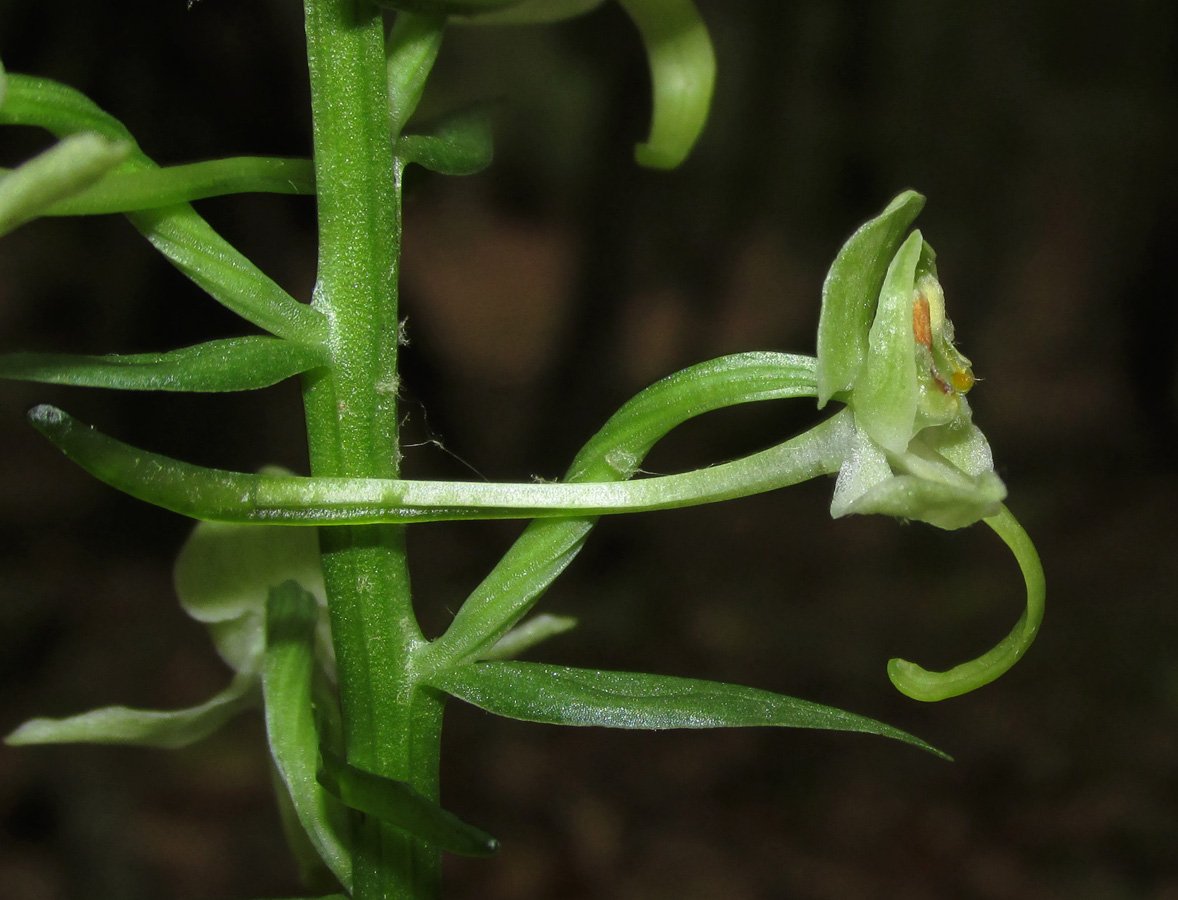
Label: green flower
xmin=825 ymin=227 xmax=1005 ymax=531
xmin=5 ymin=509 xmax=329 ymax=749
xmin=816 ymin=191 xmax=1044 ymax=701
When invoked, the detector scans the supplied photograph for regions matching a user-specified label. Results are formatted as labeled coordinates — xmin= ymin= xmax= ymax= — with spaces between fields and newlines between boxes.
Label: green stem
xmin=300 ymin=2 xmax=442 ymax=898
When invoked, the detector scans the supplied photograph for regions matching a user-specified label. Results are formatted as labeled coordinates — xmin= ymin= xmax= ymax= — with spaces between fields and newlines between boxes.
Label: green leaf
xmin=816 ymin=190 xmax=925 ymax=407
xmin=3 ymin=157 xmax=317 ymax=216
xmin=1 ymin=74 xmax=325 ymax=343
xmin=0 ymin=132 xmax=131 ymax=236
xmin=0 ymin=74 xmax=134 ymax=142
xmin=396 ymin=106 xmax=493 ymax=176
xmin=5 ymin=670 xmax=257 ymax=749
xmin=0 ymin=336 xmax=327 ymax=392
xmin=317 ymin=748 xmax=499 ymax=857
xmin=617 ymin=0 xmax=716 ymax=169
xmin=269 ymin=764 xmax=344 ymax=893
xmin=128 ymin=206 xmax=326 ymax=344
xmin=478 ymin=614 xmax=578 ymax=660
xmin=262 ymin=582 xmax=352 ymax=890
xmin=427 ymin=352 xmax=822 ymax=667
xmin=425 ymin=661 xmax=949 ymax=758
xmin=27 ymin=404 xmax=275 ymax=520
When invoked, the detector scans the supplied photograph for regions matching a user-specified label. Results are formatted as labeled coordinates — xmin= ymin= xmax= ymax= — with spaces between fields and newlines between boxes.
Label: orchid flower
xmin=4 ymin=497 xmax=326 ymax=750
xmin=816 ymin=191 xmax=1045 ymax=700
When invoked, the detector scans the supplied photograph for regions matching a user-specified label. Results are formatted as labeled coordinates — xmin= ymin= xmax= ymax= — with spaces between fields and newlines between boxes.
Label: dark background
xmin=2 ymin=1 xmax=1176 ymax=898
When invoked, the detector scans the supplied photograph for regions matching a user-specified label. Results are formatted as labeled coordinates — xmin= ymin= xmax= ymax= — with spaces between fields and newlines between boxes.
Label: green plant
xmin=0 ymin=4 xmax=1044 ymax=899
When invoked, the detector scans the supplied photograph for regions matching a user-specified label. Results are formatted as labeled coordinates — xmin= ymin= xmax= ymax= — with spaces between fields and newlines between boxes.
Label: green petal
xmin=5 ymin=670 xmax=257 ymax=749
xmin=828 ymin=411 xmax=893 ymax=518
xmin=853 ymin=229 xmax=924 ymax=454
xmin=175 ymin=519 xmax=326 ymax=624
xmin=923 ymin=417 xmax=994 ymax=477
xmin=426 ymin=661 xmax=949 ymax=758
xmin=0 ymin=132 xmax=131 ymax=236
xmin=830 ymin=414 xmax=1006 ymax=530
xmin=837 ymin=467 xmax=1006 ymax=531
xmin=618 ymin=0 xmax=716 ymax=169
xmin=174 ymin=513 xmax=328 ymax=672
xmin=816 ymin=190 xmax=925 ymax=407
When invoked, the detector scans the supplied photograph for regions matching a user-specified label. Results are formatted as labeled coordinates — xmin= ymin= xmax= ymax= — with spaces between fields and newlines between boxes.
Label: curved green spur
xmin=887 ymin=505 xmax=1046 ymax=702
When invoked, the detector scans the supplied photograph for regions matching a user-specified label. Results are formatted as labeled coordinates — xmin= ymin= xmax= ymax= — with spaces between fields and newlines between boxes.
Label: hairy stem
xmin=300 ymin=2 xmax=442 ymax=897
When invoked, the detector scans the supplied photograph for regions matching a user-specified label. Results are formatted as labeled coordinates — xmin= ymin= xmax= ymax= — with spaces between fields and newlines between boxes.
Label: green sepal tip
xmin=317 ymin=747 xmax=500 ymax=857
xmin=816 ymin=190 xmax=926 ymax=407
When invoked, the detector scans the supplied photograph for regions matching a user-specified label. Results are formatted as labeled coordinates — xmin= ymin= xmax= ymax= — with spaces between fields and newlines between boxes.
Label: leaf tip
xmin=27 ymin=403 xmax=65 ymax=429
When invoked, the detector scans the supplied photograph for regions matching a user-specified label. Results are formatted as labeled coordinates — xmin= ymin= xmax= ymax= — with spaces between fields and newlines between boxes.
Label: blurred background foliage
xmin=1 ymin=1 xmax=1176 ymax=898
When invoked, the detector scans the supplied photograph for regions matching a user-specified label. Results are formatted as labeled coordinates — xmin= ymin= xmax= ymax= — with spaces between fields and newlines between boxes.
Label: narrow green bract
xmin=317 ymin=748 xmax=500 ymax=858
xmin=263 ymin=582 xmax=352 ymax=890
xmin=1 ymin=337 xmax=327 ymax=393
xmin=8 ymin=157 xmax=316 ymax=216
xmin=426 ymin=661 xmax=950 ymax=758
